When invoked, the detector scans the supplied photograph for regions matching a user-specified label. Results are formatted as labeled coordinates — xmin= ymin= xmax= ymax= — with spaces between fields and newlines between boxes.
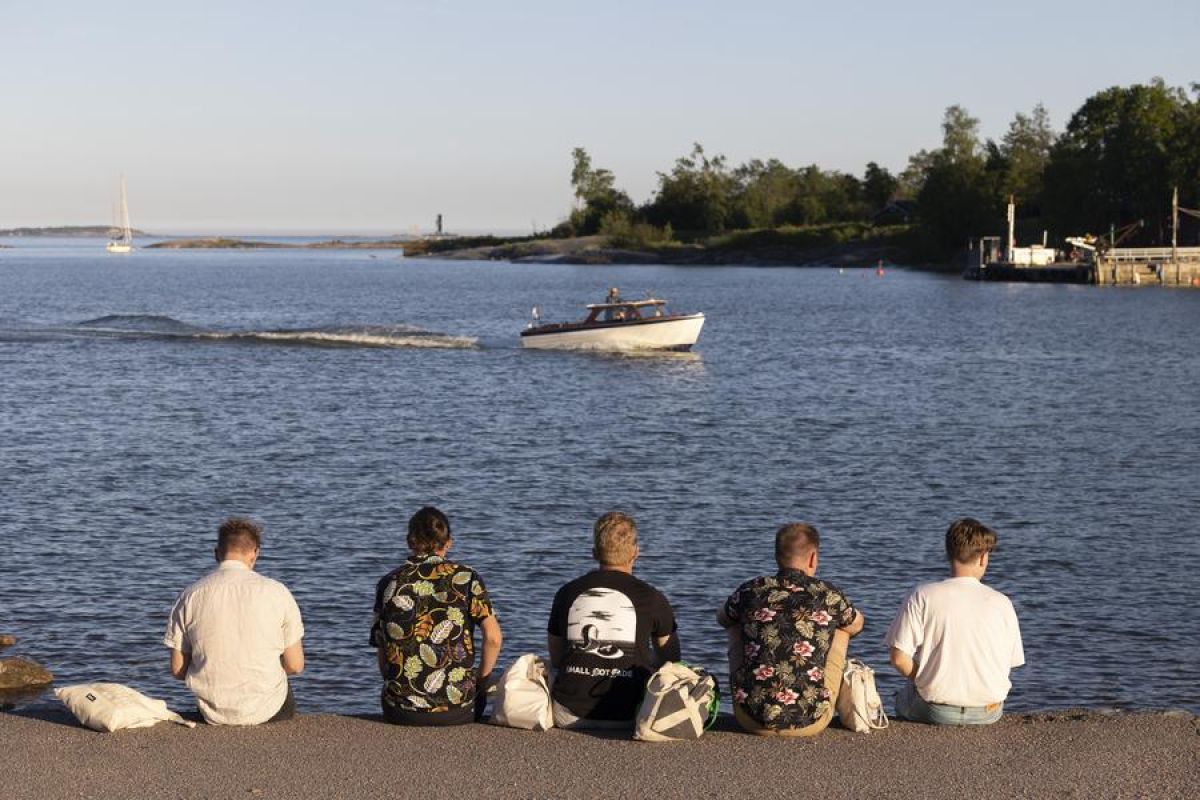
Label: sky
xmin=3 ymin=1 xmax=1198 ymax=234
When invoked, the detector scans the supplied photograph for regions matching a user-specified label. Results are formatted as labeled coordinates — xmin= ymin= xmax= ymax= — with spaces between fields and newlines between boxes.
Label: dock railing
xmin=1103 ymin=246 xmax=1200 ymax=263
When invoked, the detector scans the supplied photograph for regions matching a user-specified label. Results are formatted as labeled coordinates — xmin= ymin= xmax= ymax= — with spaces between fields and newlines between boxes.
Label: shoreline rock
xmin=0 ymin=657 xmax=53 ymax=691
xmin=0 ymin=634 xmax=16 ymax=649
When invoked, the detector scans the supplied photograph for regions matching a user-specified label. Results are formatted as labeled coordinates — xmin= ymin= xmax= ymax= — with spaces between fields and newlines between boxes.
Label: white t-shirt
xmin=884 ymin=576 xmax=1024 ymax=707
xmin=164 ymin=561 xmax=304 ymax=725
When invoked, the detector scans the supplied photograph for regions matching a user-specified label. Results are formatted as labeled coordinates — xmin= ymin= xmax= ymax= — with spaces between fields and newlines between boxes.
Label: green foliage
xmin=915 ymin=105 xmax=1003 ymax=255
xmin=645 ymin=143 xmax=738 ymax=233
xmin=1043 ymin=79 xmax=1198 ymax=243
xmin=568 ymin=147 xmax=635 ymax=235
xmin=863 ymin=162 xmax=899 ymax=210
xmin=556 ymin=79 xmax=1200 ymax=262
xmin=598 ymin=211 xmax=673 ymax=250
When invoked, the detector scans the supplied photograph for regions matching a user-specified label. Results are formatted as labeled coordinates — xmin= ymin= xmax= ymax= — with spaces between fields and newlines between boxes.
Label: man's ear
xmin=807 ymin=549 xmax=818 ymax=571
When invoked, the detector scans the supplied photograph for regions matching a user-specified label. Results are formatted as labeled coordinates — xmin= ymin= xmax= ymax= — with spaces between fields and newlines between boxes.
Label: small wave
xmin=77 ymin=314 xmax=199 ymax=333
xmin=205 ymin=327 xmax=478 ymax=350
xmin=64 ymin=317 xmax=478 ymax=350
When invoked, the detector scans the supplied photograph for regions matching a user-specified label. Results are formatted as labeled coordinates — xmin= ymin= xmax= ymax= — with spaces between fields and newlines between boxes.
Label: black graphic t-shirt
xmin=547 ymin=569 xmax=677 ymax=721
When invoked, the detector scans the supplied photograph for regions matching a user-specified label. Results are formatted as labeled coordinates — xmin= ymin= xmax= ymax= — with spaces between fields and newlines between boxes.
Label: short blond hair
xmin=593 ymin=512 xmax=638 ymax=565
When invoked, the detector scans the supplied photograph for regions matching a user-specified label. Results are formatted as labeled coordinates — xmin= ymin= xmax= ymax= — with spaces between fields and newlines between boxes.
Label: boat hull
xmin=521 ymin=314 xmax=704 ymax=351
xmin=106 ymin=242 xmax=132 ymax=254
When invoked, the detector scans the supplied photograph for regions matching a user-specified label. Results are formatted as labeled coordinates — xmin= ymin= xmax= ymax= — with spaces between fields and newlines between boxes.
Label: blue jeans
xmin=895 ymin=681 xmax=1003 ymax=726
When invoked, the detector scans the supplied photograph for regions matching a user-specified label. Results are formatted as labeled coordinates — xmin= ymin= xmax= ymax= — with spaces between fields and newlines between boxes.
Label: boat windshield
xmin=602 ymin=305 xmax=642 ymax=322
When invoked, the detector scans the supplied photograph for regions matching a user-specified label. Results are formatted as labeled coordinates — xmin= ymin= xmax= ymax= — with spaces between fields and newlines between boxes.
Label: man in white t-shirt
xmin=164 ymin=517 xmax=305 ymax=725
xmin=884 ymin=517 xmax=1024 ymax=725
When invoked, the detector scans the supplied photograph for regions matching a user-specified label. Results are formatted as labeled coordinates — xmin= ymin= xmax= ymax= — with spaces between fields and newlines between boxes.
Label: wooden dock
xmin=1093 ymin=247 xmax=1200 ymax=286
xmin=966 ymin=247 xmax=1200 ymax=287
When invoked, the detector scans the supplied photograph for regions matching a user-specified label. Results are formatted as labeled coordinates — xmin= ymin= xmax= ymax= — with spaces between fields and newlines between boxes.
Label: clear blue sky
xmin=4 ymin=1 xmax=1197 ymax=233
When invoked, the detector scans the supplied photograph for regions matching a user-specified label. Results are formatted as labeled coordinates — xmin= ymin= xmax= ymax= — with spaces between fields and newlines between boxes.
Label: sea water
xmin=2 ymin=239 xmax=1197 ymax=714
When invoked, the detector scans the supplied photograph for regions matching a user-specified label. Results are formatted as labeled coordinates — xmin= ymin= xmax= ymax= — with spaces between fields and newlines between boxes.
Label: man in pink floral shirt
xmin=718 ymin=522 xmax=864 ymax=735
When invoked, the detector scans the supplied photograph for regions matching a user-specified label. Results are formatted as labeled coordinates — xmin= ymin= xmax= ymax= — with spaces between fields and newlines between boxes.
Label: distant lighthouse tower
xmin=436 ymin=213 xmax=443 ymax=236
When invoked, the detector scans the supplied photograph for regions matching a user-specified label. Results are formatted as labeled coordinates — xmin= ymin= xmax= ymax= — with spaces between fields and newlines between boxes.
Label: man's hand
xmin=653 ymin=632 xmax=681 ymax=666
xmin=890 ymin=647 xmax=916 ymax=679
xmin=280 ymin=640 xmax=305 ymax=675
xmin=169 ymin=649 xmax=190 ymax=680
xmin=840 ymin=609 xmax=865 ymax=638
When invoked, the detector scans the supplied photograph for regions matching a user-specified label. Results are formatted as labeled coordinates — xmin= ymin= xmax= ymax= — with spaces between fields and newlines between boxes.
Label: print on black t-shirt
xmin=549 ymin=570 xmax=676 ymax=721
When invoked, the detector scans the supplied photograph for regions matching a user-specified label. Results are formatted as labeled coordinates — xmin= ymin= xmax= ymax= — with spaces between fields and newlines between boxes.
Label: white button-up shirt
xmin=164 ymin=560 xmax=304 ymax=725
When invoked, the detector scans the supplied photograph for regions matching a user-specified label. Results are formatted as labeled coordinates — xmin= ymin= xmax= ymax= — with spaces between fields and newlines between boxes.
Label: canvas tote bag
xmin=634 ymin=661 xmax=719 ymax=742
xmin=836 ymin=659 xmax=889 ymax=732
xmin=56 ymin=683 xmax=197 ymax=732
xmin=490 ymin=653 xmax=554 ymax=731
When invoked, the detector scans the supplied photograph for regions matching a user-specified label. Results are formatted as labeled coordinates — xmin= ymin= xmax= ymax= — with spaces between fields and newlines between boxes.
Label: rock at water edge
xmin=0 ymin=657 xmax=54 ymax=689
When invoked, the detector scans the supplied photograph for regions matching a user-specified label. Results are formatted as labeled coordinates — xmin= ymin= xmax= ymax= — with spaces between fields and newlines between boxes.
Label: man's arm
xmin=547 ymin=634 xmax=567 ymax=669
xmin=169 ymin=649 xmax=190 ymax=680
xmin=840 ymin=608 xmax=865 ymax=638
xmin=477 ymin=615 xmax=502 ymax=681
xmin=652 ymin=632 xmax=681 ymax=666
xmin=890 ymin=647 xmax=916 ymax=679
xmin=280 ymin=640 xmax=304 ymax=675
xmin=376 ymin=647 xmax=389 ymax=677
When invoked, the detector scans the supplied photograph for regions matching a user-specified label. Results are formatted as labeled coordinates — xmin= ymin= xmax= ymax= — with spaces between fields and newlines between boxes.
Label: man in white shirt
xmin=884 ymin=517 xmax=1024 ymax=725
xmin=164 ymin=517 xmax=305 ymax=725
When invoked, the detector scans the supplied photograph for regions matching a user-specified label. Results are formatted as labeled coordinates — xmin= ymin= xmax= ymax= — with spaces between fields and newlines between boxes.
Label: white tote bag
xmin=489 ymin=654 xmax=554 ymax=731
xmin=634 ymin=662 xmax=719 ymax=742
xmin=56 ymin=683 xmax=197 ymax=732
xmin=836 ymin=659 xmax=889 ymax=733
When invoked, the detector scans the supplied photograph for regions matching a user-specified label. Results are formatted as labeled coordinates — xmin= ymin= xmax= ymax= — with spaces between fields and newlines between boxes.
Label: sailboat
xmin=106 ymin=176 xmax=133 ymax=253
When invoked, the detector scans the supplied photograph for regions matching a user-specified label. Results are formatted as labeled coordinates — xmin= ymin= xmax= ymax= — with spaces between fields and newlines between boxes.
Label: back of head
xmin=775 ymin=522 xmax=819 ymax=566
xmin=593 ymin=511 xmax=638 ymax=566
xmin=945 ymin=517 xmax=997 ymax=564
xmin=408 ymin=506 xmax=451 ymax=555
xmin=217 ymin=517 xmax=262 ymax=560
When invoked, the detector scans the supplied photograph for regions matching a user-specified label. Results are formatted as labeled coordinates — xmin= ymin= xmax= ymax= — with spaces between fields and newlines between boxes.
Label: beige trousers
xmin=734 ymin=628 xmax=850 ymax=737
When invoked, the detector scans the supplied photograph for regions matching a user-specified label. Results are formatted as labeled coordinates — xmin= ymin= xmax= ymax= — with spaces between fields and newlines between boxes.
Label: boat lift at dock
xmin=965 ymin=190 xmax=1200 ymax=287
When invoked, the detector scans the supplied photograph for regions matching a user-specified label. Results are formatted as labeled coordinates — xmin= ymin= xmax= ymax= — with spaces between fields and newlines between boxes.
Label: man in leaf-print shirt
xmin=718 ymin=522 xmax=864 ymax=735
xmin=370 ymin=506 xmax=503 ymax=726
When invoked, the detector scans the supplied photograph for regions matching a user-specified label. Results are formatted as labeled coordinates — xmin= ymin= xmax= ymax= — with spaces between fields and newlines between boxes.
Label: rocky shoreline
xmin=404 ymin=234 xmax=909 ymax=268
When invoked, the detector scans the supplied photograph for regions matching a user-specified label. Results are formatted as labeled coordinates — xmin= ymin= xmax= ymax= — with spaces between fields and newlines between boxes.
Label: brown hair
xmin=217 ymin=517 xmax=262 ymax=558
xmin=945 ymin=517 xmax=997 ymax=563
xmin=408 ymin=506 xmax=452 ymax=555
xmin=593 ymin=511 xmax=638 ymax=566
xmin=775 ymin=522 xmax=820 ymax=563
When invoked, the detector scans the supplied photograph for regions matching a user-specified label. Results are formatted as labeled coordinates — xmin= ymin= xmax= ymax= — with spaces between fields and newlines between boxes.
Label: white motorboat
xmin=521 ymin=288 xmax=705 ymax=351
xmin=106 ymin=176 xmax=133 ymax=254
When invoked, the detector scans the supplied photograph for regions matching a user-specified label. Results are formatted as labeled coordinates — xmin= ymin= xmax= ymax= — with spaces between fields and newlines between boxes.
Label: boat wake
xmin=66 ymin=315 xmax=479 ymax=349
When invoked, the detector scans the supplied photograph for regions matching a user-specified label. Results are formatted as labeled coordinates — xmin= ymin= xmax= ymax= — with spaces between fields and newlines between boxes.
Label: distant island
xmin=402 ymin=225 xmax=916 ymax=268
xmin=1 ymin=225 xmax=147 ymax=237
xmin=146 ymin=237 xmax=411 ymax=250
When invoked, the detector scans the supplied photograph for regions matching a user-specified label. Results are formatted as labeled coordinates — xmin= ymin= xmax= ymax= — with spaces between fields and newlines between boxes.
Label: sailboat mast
xmin=119 ymin=175 xmax=131 ymax=242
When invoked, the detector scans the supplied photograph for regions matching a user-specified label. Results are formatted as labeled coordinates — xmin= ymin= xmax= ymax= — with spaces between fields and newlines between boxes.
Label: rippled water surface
xmin=2 ymin=239 xmax=1198 ymax=714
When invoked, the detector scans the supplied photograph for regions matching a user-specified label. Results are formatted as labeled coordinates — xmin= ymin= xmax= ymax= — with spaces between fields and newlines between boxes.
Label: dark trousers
xmin=266 ymin=685 xmax=296 ymax=723
xmin=382 ymin=699 xmax=474 ymax=727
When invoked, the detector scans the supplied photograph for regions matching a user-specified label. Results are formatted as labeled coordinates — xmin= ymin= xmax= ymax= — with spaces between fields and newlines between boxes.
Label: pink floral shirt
xmin=722 ymin=569 xmax=857 ymax=729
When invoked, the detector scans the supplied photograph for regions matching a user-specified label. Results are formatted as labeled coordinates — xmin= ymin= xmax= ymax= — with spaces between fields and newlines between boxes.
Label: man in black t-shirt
xmin=547 ymin=512 xmax=680 ymax=729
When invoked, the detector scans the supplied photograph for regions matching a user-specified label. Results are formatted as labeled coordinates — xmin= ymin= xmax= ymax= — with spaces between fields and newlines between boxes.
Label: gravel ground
xmin=2 ymin=707 xmax=1196 ymax=799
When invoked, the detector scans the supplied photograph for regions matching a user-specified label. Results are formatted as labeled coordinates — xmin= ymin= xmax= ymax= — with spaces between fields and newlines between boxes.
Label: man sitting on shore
xmin=718 ymin=522 xmax=863 ymax=736
xmin=164 ymin=517 xmax=305 ymax=725
xmin=548 ymin=512 xmax=680 ymax=729
xmin=370 ymin=506 xmax=502 ymax=725
xmin=885 ymin=517 xmax=1024 ymax=725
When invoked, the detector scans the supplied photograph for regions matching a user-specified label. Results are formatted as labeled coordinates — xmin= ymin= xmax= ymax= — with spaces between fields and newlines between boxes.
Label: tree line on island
xmin=553 ymin=78 xmax=1200 ymax=261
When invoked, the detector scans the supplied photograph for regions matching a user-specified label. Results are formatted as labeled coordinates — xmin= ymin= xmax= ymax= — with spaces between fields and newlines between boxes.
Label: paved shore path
xmin=2 ymin=707 xmax=1195 ymax=799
